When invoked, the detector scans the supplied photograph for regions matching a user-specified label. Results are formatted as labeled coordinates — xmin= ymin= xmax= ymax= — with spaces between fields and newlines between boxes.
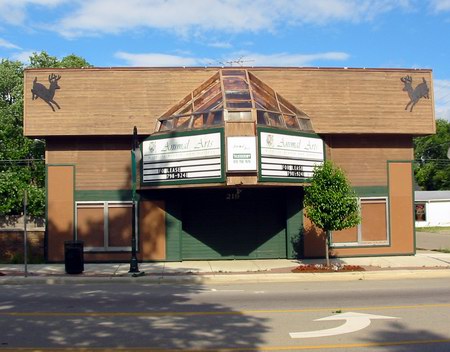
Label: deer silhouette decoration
xmin=31 ymin=74 xmax=61 ymax=112
xmin=401 ymin=75 xmax=429 ymax=112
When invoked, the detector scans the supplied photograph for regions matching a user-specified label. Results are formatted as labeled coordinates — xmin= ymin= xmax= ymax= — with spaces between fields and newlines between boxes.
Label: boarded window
xmin=332 ymin=198 xmax=389 ymax=247
xmin=76 ymin=201 xmax=134 ymax=251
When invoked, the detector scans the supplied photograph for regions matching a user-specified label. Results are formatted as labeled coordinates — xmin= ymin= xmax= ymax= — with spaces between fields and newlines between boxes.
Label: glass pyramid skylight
xmin=156 ymin=69 xmax=314 ymax=133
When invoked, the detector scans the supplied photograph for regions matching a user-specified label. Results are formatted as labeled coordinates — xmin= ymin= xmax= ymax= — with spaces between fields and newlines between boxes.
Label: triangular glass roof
xmin=156 ymin=69 xmax=314 ymax=133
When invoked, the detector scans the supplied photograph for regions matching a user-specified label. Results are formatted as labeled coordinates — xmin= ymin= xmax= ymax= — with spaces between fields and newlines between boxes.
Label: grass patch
xmin=433 ymin=248 xmax=450 ymax=253
xmin=0 ymin=252 xmax=45 ymax=264
xmin=416 ymin=226 xmax=450 ymax=233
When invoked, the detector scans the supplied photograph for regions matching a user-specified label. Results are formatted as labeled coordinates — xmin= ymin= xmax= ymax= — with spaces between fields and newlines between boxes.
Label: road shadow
xmin=362 ymin=320 xmax=450 ymax=351
xmin=0 ymin=281 xmax=269 ymax=350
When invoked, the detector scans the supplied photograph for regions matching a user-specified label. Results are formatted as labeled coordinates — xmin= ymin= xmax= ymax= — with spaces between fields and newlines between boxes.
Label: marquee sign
xmin=258 ymin=128 xmax=324 ymax=182
xmin=142 ymin=129 xmax=224 ymax=185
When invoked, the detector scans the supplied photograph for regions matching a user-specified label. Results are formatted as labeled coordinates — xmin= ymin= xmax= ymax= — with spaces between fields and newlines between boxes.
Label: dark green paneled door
xmin=181 ymin=188 xmax=287 ymax=259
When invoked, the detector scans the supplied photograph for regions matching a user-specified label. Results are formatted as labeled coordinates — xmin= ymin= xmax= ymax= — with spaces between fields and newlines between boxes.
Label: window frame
xmin=75 ymin=201 xmax=137 ymax=252
xmin=414 ymin=202 xmax=427 ymax=222
xmin=331 ymin=197 xmax=390 ymax=248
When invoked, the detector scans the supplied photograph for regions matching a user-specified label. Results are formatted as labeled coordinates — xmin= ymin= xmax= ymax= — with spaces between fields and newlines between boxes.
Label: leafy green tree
xmin=414 ymin=119 xmax=450 ymax=190
xmin=29 ymin=51 xmax=59 ymax=68
xmin=59 ymin=54 xmax=92 ymax=68
xmin=303 ymin=160 xmax=361 ymax=265
xmin=29 ymin=51 xmax=92 ymax=69
xmin=0 ymin=51 xmax=91 ymax=217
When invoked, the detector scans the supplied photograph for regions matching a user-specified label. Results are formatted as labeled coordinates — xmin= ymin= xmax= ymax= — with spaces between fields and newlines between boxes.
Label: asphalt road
xmin=1 ymin=278 xmax=450 ymax=351
xmin=416 ymin=230 xmax=450 ymax=250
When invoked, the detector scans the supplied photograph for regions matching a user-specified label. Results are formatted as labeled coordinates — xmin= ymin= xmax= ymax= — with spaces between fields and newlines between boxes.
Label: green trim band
xmin=75 ymin=190 xmax=133 ymax=201
xmin=353 ymin=186 xmax=388 ymax=197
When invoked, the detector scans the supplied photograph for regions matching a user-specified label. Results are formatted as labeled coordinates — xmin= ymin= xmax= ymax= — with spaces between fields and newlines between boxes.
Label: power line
xmin=0 ymin=158 xmax=44 ymax=166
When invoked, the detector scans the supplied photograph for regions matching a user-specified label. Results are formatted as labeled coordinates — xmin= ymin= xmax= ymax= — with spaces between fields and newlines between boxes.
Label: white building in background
xmin=415 ymin=191 xmax=450 ymax=227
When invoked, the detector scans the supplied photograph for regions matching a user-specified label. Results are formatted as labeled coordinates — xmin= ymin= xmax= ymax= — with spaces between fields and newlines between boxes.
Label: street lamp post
xmin=129 ymin=126 xmax=140 ymax=273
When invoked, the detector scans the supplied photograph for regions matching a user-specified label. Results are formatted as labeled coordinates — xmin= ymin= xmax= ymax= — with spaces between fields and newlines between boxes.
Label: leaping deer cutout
xmin=401 ymin=75 xmax=429 ymax=112
xmin=31 ymin=74 xmax=61 ymax=112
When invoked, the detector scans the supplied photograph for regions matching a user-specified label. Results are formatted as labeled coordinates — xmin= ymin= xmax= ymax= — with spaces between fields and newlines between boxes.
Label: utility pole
xmin=23 ymin=190 xmax=28 ymax=277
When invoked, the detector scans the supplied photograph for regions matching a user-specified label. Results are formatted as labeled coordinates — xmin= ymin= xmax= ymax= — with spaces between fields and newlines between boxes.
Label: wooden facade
xmin=24 ymin=68 xmax=434 ymax=137
xmin=24 ymin=67 xmax=435 ymax=262
xmin=323 ymin=134 xmax=414 ymax=186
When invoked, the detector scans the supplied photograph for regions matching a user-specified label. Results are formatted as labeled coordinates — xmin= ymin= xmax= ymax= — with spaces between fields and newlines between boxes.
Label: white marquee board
xmin=259 ymin=130 xmax=324 ymax=182
xmin=142 ymin=131 xmax=224 ymax=185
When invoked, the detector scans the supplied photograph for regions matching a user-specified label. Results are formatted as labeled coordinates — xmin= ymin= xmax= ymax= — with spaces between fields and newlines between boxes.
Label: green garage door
xmin=181 ymin=188 xmax=287 ymax=260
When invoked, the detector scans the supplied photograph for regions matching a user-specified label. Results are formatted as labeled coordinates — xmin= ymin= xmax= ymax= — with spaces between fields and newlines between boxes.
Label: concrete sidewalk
xmin=1 ymin=250 xmax=450 ymax=284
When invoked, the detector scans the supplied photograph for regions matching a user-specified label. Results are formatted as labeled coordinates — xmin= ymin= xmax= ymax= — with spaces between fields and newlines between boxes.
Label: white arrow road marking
xmin=289 ymin=312 xmax=400 ymax=339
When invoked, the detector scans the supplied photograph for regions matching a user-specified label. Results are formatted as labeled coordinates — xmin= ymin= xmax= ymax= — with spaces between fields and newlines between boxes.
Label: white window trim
xmin=75 ymin=201 xmax=137 ymax=252
xmin=331 ymin=197 xmax=390 ymax=248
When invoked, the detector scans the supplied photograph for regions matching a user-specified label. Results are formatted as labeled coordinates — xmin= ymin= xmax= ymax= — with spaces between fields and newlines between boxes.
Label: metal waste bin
xmin=64 ymin=240 xmax=84 ymax=274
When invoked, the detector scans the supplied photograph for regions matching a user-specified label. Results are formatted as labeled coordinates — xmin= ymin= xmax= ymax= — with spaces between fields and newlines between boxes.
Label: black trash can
xmin=64 ymin=240 xmax=84 ymax=274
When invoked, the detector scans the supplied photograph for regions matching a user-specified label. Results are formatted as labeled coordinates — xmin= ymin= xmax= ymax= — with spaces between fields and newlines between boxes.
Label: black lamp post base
xmin=129 ymin=257 xmax=140 ymax=273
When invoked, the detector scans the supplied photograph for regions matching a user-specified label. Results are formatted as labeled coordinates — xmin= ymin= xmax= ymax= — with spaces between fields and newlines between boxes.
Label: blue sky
xmin=1 ymin=0 xmax=450 ymax=119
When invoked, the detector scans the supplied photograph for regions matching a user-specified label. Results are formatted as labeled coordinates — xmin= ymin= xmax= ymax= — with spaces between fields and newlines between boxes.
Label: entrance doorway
xmin=181 ymin=188 xmax=287 ymax=259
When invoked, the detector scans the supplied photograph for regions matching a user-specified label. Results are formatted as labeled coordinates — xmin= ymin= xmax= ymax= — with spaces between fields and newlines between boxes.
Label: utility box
xmin=64 ymin=240 xmax=84 ymax=274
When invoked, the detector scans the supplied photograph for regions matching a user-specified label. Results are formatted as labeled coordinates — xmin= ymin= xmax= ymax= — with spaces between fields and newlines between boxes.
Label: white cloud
xmin=208 ymin=41 xmax=233 ymax=49
xmin=10 ymin=50 xmax=34 ymax=64
xmin=430 ymin=0 xmax=450 ymax=12
xmin=434 ymin=79 xmax=450 ymax=120
xmin=0 ymin=0 xmax=66 ymax=25
xmin=0 ymin=38 xmax=21 ymax=49
xmin=54 ymin=0 xmax=413 ymax=38
xmin=282 ymin=0 xmax=413 ymax=25
xmin=115 ymin=50 xmax=349 ymax=67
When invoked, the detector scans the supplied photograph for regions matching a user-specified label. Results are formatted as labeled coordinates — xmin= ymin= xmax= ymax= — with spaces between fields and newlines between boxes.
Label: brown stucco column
xmin=46 ymin=165 xmax=74 ymax=262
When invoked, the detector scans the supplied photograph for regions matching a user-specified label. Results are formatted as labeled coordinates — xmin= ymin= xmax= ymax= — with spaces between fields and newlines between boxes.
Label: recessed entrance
xmin=181 ymin=188 xmax=287 ymax=260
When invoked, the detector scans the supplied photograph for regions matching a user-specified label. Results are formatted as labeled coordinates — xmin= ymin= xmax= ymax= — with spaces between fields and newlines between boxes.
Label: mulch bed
xmin=292 ymin=264 xmax=365 ymax=273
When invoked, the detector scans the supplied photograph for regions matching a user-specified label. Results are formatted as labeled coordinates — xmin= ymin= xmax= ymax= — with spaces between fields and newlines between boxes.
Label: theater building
xmin=23 ymin=67 xmax=435 ymax=262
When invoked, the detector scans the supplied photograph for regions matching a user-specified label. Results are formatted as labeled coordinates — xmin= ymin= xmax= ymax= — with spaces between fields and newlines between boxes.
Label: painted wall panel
xmin=361 ymin=202 xmax=388 ymax=242
xmin=47 ymin=165 xmax=74 ymax=262
xmin=109 ymin=207 xmax=133 ymax=247
xmin=139 ymin=201 xmax=166 ymax=260
xmin=332 ymin=227 xmax=358 ymax=243
xmin=76 ymin=206 xmax=104 ymax=247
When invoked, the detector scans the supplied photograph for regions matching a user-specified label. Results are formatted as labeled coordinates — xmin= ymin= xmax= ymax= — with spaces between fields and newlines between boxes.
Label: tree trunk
xmin=325 ymin=231 xmax=330 ymax=267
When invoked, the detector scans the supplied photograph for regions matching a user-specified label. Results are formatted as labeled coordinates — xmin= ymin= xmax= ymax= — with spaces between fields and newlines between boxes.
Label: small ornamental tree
xmin=304 ymin=160 xmax=360 ymax=266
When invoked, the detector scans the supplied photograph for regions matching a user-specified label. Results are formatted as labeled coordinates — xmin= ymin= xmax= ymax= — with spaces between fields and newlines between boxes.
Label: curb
xmin=2 ymin=269 xmax=450 ymax=285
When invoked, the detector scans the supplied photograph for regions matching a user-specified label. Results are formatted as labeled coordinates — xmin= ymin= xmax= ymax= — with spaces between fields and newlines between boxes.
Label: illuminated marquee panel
xmin=142 ymin=130 xmax=224 ymax=185
xmin=258 ymin=129 xmax=324 ymax=182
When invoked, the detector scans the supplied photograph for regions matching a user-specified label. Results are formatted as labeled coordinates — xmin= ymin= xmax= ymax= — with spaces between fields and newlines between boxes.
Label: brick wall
xmin=0 ymin=231 xmax=44 ymax=263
